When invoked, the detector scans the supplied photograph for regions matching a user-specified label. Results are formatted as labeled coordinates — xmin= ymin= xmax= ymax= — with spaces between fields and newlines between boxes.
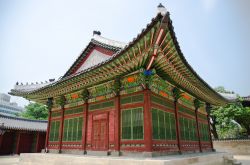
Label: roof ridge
xmin=0 ymin=114 xmax=47 ymax=123
xmin=92 ymin=34 xmax=126 ymax=49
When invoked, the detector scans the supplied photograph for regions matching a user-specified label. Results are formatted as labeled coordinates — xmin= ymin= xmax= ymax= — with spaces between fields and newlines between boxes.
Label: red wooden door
xmin=92 ymin=119 xmax=108 ymax=150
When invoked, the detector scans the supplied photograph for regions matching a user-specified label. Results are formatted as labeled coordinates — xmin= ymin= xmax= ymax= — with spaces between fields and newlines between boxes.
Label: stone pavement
xmin=0 ymin=155 xmax=19 ymax=165
xmin=18 ymin=152 xmax=230 ymax=165
xmin=234 ymin=155 xmax=250 ymax=165
xmin=1 ymin=153 xmax=248 ymax=165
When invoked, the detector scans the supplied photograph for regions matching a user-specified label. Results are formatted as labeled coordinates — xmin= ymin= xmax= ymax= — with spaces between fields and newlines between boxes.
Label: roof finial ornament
xmin=157 ymin=3 xmax=167 ymax=16
xmin=93 ymin=30 xmax=101 ymax=36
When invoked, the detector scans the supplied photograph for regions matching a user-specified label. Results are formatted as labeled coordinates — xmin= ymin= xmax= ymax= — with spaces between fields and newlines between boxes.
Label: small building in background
xmin=242 ymin=96 xmax=250 ymax=107
xmin=0 ymin=93 xmax=24 ymax=117
xmin=0 ymin=114 xmax=47 ymax=155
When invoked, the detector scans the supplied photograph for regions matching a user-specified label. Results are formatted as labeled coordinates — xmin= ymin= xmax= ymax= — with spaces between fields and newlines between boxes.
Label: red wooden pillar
xmin=45 ymin=98 xmax=53 ymax=152
xmin=35 ymin=132 xmax=40 ymax=152
xmin=45 ymin=110 xmax=52 ymax=151
xmin=114 ymin=94 xmax=121 ymax=152
xmin=174 ymin=101 xmax=181 ymax=153
xmin=15 ymin=132 xmax=21 ymax=154
xmin=195 ymin=108 xmax=202 ymax=152
xmin=58 ymin=106 xmax=65 ymax=153
xmin=82 ymin=102 xmax=88 ymax=153
xmin=0 ymin=135 xmax=3 ymax=149
xmin=206 ymin=103 xmax=214 ymax=151
xmin=144 ymin=89 xmax=152 ymax=152
xmin=207 ymin=114 xmax=214 ymax=150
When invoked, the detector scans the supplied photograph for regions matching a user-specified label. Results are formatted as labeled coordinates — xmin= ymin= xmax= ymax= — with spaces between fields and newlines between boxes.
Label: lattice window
xmin=121 ymin=107 xmax=144 ymax=140
xmin=179 ymin=117 xmax=197 ymax=141
xmin=151 ymin=108 xmax=176 ymax=140
xmin=170 ymin=113 xmax=176 ymax=139
xmin=49 ymin=120 xmax=60 ymax=142
xmin=178 ymin=106 xmax=195 ymax=116
xmin=151 ymin=95 xmax=174 ymax=110
xmin=64 ymin=107 xmax=84 ymax=115
xmin=198 ymin=113 xmax=207 ymax=120
xmin=121 ymin=94 xmax=144 ymax=105
xmin=51 ymin=111 xmax=61 ymax=118
xmin=89 ymin=101 xmax=114 ymax=111
xmin=199 ymin=123 xmax=209 ymax=141
xmin=63 ymin=117 xmax=83 ymax=142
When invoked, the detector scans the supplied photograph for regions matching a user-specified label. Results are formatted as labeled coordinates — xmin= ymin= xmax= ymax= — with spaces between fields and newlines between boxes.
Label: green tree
xmin=214 ymin=86 xmax=228 ymax=93
xmin=211 ymin=101 xmax=250 ymax=138
xmin=21 ymin=102 xmax=48 ymax=120
xmin=211 ymin=86 xmax=250 ymax=139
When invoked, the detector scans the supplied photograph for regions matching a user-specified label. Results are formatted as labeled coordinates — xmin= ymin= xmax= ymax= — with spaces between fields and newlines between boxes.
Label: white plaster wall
xmin=75 ymin=49 xmax=111 ymax=73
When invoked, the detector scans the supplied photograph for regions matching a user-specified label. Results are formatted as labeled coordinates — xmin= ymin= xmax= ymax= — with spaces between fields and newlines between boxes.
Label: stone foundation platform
xmin=19 ymin=152 xmax=234 ymax=165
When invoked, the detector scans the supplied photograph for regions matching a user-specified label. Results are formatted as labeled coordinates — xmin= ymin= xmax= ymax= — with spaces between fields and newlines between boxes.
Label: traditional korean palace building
xmin=0 ymin=114 xmax=47 ymax=155
xmin=10 ymin=4 xmax=228 ymax=156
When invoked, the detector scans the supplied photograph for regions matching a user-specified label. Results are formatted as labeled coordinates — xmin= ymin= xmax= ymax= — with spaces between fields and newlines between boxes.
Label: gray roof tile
xmin=0 ymin=114 xmax=47 ymax=132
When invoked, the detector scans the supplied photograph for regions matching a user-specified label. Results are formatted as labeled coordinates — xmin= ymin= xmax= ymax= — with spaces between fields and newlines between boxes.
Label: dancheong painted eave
xmin=9 ymin=8 xmax=229 ymax=106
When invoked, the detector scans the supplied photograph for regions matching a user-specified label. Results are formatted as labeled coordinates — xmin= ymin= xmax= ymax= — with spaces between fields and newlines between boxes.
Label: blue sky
xmin=0 ymin=0 xmax=250 ymax=107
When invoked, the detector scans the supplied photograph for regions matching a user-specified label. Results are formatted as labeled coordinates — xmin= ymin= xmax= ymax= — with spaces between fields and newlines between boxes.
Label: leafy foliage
xmin=21 ymin=102 xmax=48 ymax=120
xmin=214 ymin=86 xmax=234 ymax=94
xmin=211 ymin=86 xmax=250 ymax=139
xmin=211 ymin=101 xmax=250 ymax=138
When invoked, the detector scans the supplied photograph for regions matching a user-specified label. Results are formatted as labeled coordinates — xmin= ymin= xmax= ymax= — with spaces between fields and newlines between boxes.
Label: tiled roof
xmin=242 ymin=96 xmax=250 ymax=101
xmin=12 ymin=81 xmax=54 ymax=93
xmin=0 ymin=114 xmax=47 ymax=132
xmin=218 ymin=92 xmax=237 ymax=101
xmin=62 ymin=34 xmax=126 ymax=78
xmin=9 ymin=14 xmax=162 ymax=97
xmin=9 ymin=9 xmax=229 ymax=106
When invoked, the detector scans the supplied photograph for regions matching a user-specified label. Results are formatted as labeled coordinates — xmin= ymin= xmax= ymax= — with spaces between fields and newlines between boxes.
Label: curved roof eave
xmin=9 ymin=12 xmax=229 ymax=106
xmin=9 ymin=13 xmax=163 ymax=97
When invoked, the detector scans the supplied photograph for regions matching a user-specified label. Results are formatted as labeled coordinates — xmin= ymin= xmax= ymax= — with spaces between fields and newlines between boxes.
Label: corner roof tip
xmin=157 ymin=3 xmax=167 ymax=16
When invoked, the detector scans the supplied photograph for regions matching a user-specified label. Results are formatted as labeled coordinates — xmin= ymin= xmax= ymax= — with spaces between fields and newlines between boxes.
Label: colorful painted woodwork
xmin=9 ymin=4 xmax=229 ymax=155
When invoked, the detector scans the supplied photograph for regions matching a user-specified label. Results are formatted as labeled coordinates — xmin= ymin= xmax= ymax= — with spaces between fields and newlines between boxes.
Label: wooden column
xmin=172 ymin=88 xmax=182 ymax=153
xmin=58 ymin=105 xmax=65 ymax=153
xmin=81 ymin=89 xmax=89 ymax=154
xmin=45 ymin=98 xmax=53 ymax=152
xmin=114 ymin=94 xmax=121 ymax=152
xmin=15 ymin=132 xmax=21 ymax=154
xmin=35 ymin=132 xmax=40 ymax=153
xmin=0 ymin=135 xmax=4 ymax=150
xmin=82 ymin=102 xmax=88 ymax=153
xmin=195 ymin=108 xmax=202 ymax=152
xmin=206 ymin=103 xmax=214 ymax=151
xmin=174 ymin=100 xmax=181 ymax=153
xmin=144 ymin=89 xmax=152 ymax=152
